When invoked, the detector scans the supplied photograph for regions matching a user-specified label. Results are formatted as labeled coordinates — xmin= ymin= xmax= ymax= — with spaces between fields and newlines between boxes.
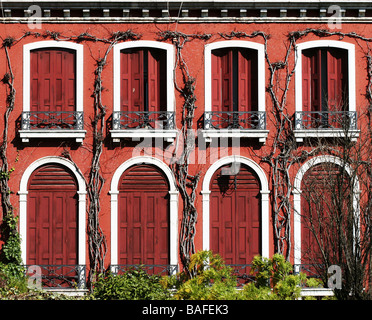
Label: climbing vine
xmin=158 ymin=30 xmax=211 ymax=276
xmin=0 ymin=38 xmax=22 ymax=274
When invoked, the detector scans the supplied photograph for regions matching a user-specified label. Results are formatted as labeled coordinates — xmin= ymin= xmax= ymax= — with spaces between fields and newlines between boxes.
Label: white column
xmin=109 ymin=191 xmax=119 ymax=266
xmin=201 ymin=191 xmax=211 ymax=251
xmin=77 ymin=191 xmax=87 ymax=266
xmin=18 ymin=191 xmax=28 ymax=265
xmin=260 ymin=190 xmax=270 ymax=258
xmin=169 ymin=190 xmax=179 ymax=273
xmin=293 ymin=189 xmax=302 ymax=272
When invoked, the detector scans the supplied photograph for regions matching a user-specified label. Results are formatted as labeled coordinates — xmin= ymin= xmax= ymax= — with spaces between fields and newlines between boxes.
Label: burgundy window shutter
xmin=327 ymin=48 xmax=348 ymax=112
xmin=30 ymin=49 xmax=75 ymax=113
xmin=147 ymin=49 xmax=161 ymax=113
xmin=121 ymin=49 xmax=144 ymax=112
xmin=222 ymin=49 xmax=233 ymax=112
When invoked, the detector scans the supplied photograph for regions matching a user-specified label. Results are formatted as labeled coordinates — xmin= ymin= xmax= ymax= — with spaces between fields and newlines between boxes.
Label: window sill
xmin=294 ymin=129 xmax=360 ymax=143
xmin=110 ymin=129 xmax=178 ymax=143
xmin=201 ymin=129 xmax=269 ymax=144
xmin=19 ymin=130 xmax=86 ymax=143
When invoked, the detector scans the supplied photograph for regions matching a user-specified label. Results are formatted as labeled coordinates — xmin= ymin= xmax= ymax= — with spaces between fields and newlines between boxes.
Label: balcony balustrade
xmin=19 ymin=111 xmax=86 ymax=143
xmin=294 ymin=111 xmax=359 ymax=142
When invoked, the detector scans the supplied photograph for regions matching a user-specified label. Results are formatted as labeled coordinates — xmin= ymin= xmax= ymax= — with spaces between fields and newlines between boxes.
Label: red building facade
xmin=0 ymin=0 xmax=371 ymax=288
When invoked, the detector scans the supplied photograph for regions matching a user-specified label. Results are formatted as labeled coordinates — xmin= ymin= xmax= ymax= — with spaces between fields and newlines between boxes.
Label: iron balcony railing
xmin=110 ymin=264 xmax=178 ymax=276
xmin=112 ymin=111 xmax=175 ymax=130
xmin=21 ymin=111 xmax=84 ymax=130
xmin=295 ymin=111 xmax=357 ymax=131
xmin=204 ymin=111 xmax=266 ymax=130
xmin=24 ymin=264 xmax=86 ymax=289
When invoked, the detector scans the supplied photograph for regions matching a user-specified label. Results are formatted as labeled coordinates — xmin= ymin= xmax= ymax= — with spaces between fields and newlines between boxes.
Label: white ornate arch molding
xmin=293 ymin=155 xmax=360 ymax=268
xmin=23 ymin=40 xmax=84 ymax=113
xmin=201 ymin=156 xmax=270 ymax=258
xmin=18 ymin=156 xmax=87 ymax=265
xmin=204 ymin=40 xmax=266 ymax=113
xmin=294 ymin=40 xmax=356 ymax=113
xmin=109 ymin=156 xmax=179 ymax=268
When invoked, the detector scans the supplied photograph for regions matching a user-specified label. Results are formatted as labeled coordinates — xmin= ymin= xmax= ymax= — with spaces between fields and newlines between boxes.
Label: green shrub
xmin=92 ymin=267 xmax=172 ymax=300
xmin=170 ymin=251 xmax=239 ymax=300
xmin=250 ymin=254 xmax=310 ymax=300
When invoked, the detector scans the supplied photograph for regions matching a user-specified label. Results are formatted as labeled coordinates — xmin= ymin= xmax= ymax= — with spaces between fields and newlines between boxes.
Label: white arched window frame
xmin=203 ymin=40 xmax=268 ymax=144
xmin=18 ymin=156 xmax=87 ymax=268
xmin=294 ymin=40 xmax=359 ymax=142
xmin=109 ymin=156 xmax=179 ymax=271
xmin=111 ymin=41 xmax=177 ymax=142
xmin=293 ymin=155 xmax=360 ymax=270
xmin=21 ymin=41 xmax=85 ymax=143
xmin=201 ymin=155 xmax=270 ymax=258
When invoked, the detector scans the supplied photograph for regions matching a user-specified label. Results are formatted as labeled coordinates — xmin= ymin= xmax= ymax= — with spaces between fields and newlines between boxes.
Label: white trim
xmin=293 ymin=155 xmax=360 ymax=268
xmin=203 ymin=40 xmax=267 ymax=143
xmin=110 ymin=156 xmax=179 ymax=269
xmin=294 ymin=40 xmax=357 ymax=142
xmin=113 ymin=40 xmax=175 ymax=113
xmin=18 ymin=156 xmax=87 ymax=266
xmin=23 ymin=40 xmax=84 ymax=113
xmin=22 ymin=41 xmax=85 ymax=142
xmin=201 ymin=156 xmax=270 ymax=258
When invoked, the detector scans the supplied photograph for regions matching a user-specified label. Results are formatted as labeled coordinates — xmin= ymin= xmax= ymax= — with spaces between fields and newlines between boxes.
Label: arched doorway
xmin=118 ymin=164 xmax=170 ymax=270
xmin=209 ymin=163 xmax=261 ymax=265
xmin=27 ymin=163 xmax=78 ymax=286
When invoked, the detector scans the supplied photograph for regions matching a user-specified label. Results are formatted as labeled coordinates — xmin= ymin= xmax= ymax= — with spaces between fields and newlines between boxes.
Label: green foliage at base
xmin=92 ymin=267 xmax=172 ymax=300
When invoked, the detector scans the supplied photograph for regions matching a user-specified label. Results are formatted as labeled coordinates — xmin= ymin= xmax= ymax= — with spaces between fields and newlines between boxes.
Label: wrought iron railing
xmin=21 ymin=111 xmax=84 ymax=130
xmin=293 ymin=264 xmax=326 ymax=279
xmin=112 ymin=111 xmax=175 ymax=130
xmin=204 ymin=111 xmax=266 ymax=130
xmin=295 ymin=111 xmax=357 ymax=130
xmin=24 ymin=264 xmax=86 ymax=289
xmin=227 ymin=264 xmax=255 ymax=286
xmin=110 ymin=264 xmax=178 ymax=276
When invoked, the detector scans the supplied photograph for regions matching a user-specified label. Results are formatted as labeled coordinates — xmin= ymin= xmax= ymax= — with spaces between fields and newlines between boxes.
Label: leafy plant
xmin=92 ymin=267 xmax=172 ymax=300
xmin=169 ymin=251 xmax=239 ymax=300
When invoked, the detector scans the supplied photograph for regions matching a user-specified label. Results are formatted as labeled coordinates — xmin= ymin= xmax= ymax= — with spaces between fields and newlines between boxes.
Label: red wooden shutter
xmin=30 ymin=49 xmax=75 ymax=113
xmin=148 ymin=49 xmax=161 ymax=113
xmin=222 ymin=50 xmax=233 ymax=113
xmin=27 ymin=164 xmax=78 ymax=267
xmin=327 ymin=48 xmax=347 ymax=112
xmin=211 ymin=50 xmax=225 ymax=112
xmin=210 ymin=164 xmax=260 ymax=266
xmin=302 ymin=51 xmax=312 ymax=113
xmin=238 ymin=49 xmax=254 ymax=113
xmin=121 ymin=49 xmax=144 ymax=112
xmin=311 ymin=49 xmax=322 ymax=113
xmin=118 ymin=165 xmax=169 ymax=269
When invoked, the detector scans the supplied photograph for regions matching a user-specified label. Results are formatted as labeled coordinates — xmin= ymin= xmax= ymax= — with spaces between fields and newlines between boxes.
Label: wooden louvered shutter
xmin=302 ymin=51 xmax=312 ymax=113
xmin=222 ymin=50 xmax=233 ymax=113
xmin=27 ymin=164 xmax=78 ymax=267
xmin=327 ymin=48 xmax=348 ymax=112
xmin=121 ymin=49 xmax=144 ymax=113
xmin=148 ymin=49 xmax=162 ymax=113
xmin=238 ymin=49 xmax=257 ymax=113
xmin=30 ymin=49 xmax=75 ymax=113
xmin=118 ymin=165 xmax=169 ymax=269
xmin=311 ymin=49 xmax=322 ymax=113
xmin=210 ymin=164 xmax=261 ymax=266
xmin=211 ymin=51 xmax=223 ymax=112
